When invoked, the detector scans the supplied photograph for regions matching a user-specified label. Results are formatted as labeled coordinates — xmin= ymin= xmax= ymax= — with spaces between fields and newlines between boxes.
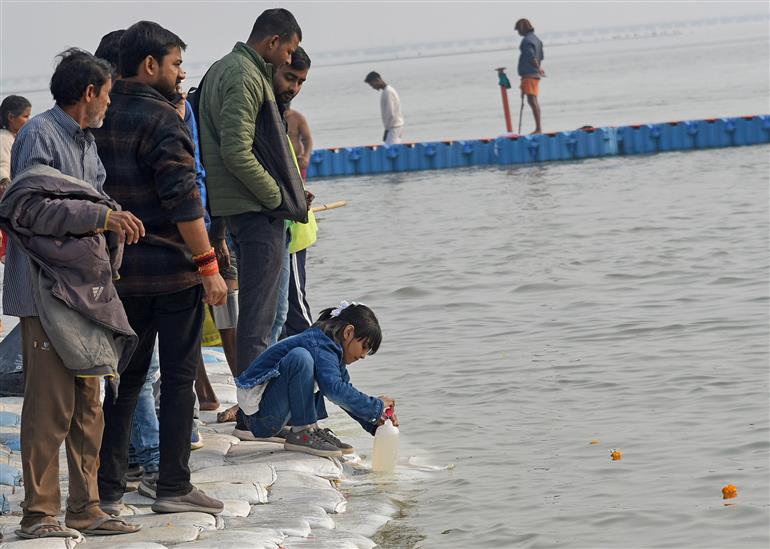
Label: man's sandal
xmin=15 ymin=520 xmax=80 ymax=539
xmin=75 ymin=515 xmax=141 ymax=535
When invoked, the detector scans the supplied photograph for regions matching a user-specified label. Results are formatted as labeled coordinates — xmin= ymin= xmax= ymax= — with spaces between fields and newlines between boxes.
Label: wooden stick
xmin=311 ymin=200 xmax=347 ymax=213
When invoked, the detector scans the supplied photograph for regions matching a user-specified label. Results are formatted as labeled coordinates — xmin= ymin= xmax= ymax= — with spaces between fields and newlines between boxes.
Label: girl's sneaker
xmin=284 ymin=428 xmax=342 ymax=458
xmin=317 ymin=427 xmax=355 ymax=455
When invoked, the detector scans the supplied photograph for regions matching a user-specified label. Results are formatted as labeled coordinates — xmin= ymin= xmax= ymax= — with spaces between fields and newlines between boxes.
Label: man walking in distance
xmin=94 ymin=21 xmax=227 ymax=515
xmin=5 ymin=48 xmax=143 ymax=539
xmin=515 ymin=18 xmax=545 ymax=134
xmin=198 ymin=8 xmax=301 ymax=384
xmin=364 ymin=71 xmax=404 ymax=145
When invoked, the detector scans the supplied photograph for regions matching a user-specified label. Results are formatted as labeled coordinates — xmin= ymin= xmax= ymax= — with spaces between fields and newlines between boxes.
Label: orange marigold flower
xmin=722 ymin=484 xmax=737 ymax=499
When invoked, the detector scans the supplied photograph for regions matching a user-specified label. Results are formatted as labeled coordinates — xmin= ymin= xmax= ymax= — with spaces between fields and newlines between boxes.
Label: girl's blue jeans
xmin=242 ymin=348 xmax=324 ymax=438
xmin=270 ymin=234 xmax=291 ymax=345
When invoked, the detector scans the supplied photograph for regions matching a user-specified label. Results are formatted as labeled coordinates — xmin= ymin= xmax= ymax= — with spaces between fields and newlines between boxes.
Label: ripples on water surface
xmin=310 ymin=146 xmax=769 ymax=548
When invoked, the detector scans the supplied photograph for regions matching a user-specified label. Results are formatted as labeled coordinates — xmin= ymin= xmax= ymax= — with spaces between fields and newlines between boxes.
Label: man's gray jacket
xmin=0 ymin=164 xmax=137 ymax=378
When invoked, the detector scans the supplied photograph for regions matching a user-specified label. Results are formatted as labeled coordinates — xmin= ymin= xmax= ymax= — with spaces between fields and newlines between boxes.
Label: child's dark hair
xmin=313 ymin=302 xmax=382 ymax=355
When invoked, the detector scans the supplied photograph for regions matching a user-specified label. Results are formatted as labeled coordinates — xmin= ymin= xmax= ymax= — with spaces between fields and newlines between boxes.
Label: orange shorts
xmin=520 ymin=77 xmax=540 ymax=96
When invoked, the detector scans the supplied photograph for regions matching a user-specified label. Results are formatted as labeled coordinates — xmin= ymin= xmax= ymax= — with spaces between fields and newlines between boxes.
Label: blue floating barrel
xmin=494 ymin=136 xmax=528 ymax=165
xmin=538 ymin=133 xmax=562 ymax=161
xmin=695 ymin=118 xmax=733 ymax=148
xmin=575 ymin=128 xmax=594 ymax=157
xmin=576 ymin=127 xmax=619 ymax=157
xmin=555 ymin=131 xmax=578 ymax=160
xmin=662 ymin=121 xmax=696 ymax=151
xmin=448 ymin=141 xmax=470 ymax=167
xmin=451 ymin=141 xmax=476 ymax=166
xmin=400 ymin=143 xmax=422 ymax=171
xmin=341 ymin=146 xmax=362 ymax=175
xmin=449 ymin=140 xmax=491 ymax=167
xmin=420 ymin=141 xmax=452 ymax=170
xmin=738 ymin=115 xmax=770 ymax=146
xmin=473 ymin=139 xmax=494 ymax=165
xmin=328 ymin=148 xmax=346 ymax=176
xmin=601 ymin=127 xmax=619 ymax=155
xmin=383 ymin=144 xmax=409 ymax=172
xmin=617 ymin=124 xmax=660 ymax=155
xmin=521 ymin=135 xmax=543 ymax=162
xmin=731 ymin=117 xmax=754 ymax=146
xmin=366 ymin=145 xmax=387 ymax=174
xmin=761 ymin=115 xmax=770 ymax=144
xmin=309 ymin=149 xmax=334 ymax=178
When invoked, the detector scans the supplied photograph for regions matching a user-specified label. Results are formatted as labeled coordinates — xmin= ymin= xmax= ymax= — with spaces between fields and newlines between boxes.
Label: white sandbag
xmin=0 ymin=487 xmax=24 ymax=513
xmin=233 ymin=507 xmax=312 ymax=538
xmin=188 ymin=433 xmax=238 ymax=472
xmin=195 ymin=481 xmax=268 ymax=504
xmin=227 ymin=447 xmax=343 ymax=480
xmin=332 ymin=494 xmax=397 ymax=537
xmin=190 ymin=462 xmax=277 ymax=486
xmin=0 ymin=538 xmax=82 ymax=549
xmin=200 ymin=432 xmax=239 ymax=447
xmin=301 ymin=527 xmax=376 ymax=549
xmin=0 ymin=463 xmax=22 ymax=486
xmin=219 ymin=498 xmax=252 ymax=517
xmin=87 ymin=524 xmax=202 ymax=545
xmin=203 ymin=422 xmax=240 ymax=434
xmin=209 ymin=383 xmax=237 ymax=404
xmin=0 ymin=412 xmax=20 ymax=427
xmin=123 ymin=491 xmax=154 ymax=507
xmin=271 ymin=470 xmax=333 ymax=490
xmin=254 ymin=501 xmax=335 ymax=531
xmin=183 ymin=527 xmax=284 ymax=549
xmin=268 ymin=485 xmax=346 ymax=514
xmin=127 ymin=511 xmax=217 ymax=531
xmin=283 ymin=533 xmax=375 ymax=549
xmin=201 ymin=349 xmax=227 ymax=364
xmin=334 ymin=512 xmax=392 ymax=539
xmin=188 ymin=453 xmax=227 ymax=472
xmin=0 ymin=397 xmax=23 ymax=416
xmin=225 ymin=441 xmax=285 ymax=461
xmin=77 ymin=542 xmax=167 ymax=549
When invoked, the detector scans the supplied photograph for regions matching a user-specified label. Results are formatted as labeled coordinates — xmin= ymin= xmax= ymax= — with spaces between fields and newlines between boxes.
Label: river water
xmin=3 ymin=16 xmax=767 ymax=549
xmin=298 ymin=20 xmax=769 ymax=549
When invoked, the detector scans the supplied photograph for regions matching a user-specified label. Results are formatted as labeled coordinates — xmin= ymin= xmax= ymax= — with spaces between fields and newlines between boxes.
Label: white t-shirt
xmin=380 ymin=85 xmax=404 ymax=130
xmin=0 ymin=129 xmax=14 ymax=180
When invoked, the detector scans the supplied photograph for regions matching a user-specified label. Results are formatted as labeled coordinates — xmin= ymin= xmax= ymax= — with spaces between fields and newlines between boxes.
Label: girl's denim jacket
xmin=235 ymin=327 xmax=384 ymax=435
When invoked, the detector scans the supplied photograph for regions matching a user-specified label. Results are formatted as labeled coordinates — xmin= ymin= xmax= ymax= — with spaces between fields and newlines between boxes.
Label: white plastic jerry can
xmin=371 ymin=407 xmax=399 ymax=472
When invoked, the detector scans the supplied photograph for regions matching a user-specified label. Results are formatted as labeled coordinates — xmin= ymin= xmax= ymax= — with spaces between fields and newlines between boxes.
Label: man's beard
xmin=161 ymin=84 xmax=180 ymax=102
xmin=86 ymin=107 xmax=105 ymax=129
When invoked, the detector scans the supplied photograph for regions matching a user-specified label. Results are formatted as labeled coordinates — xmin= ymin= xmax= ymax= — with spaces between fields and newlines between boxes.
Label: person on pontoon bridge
xmin=235 ymin=301 xmax=399 ymax=457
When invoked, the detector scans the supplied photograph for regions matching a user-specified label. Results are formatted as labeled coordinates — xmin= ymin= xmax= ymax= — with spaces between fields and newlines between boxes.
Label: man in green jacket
xmin=198 ymin=9 xmax=301 ymax=389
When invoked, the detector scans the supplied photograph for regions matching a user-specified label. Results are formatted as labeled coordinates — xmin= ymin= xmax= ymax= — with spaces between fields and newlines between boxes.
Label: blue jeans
xmin=226 ymin=212 xmax=286 ymax=375
xmin=128 ymin=343 xmax=160 ymax=472
xmin=270 ymin=235 xmax=291 ymax=345
xmin=242 ymin=348 xmax=324 ymax=438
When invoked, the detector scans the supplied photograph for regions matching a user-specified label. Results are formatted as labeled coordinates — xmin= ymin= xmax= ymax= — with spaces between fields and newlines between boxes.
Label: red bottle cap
xmin=385 ymin=407 xmax=394 ymax=418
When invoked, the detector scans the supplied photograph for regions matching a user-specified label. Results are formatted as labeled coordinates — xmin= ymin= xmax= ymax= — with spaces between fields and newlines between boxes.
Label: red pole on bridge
xmin=495 ymin=67 xmax=513 ymax=133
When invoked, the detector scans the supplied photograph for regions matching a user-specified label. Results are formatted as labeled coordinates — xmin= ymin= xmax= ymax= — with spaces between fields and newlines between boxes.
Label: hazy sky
xmin=1 ymin=1 xmax=767 ymax=81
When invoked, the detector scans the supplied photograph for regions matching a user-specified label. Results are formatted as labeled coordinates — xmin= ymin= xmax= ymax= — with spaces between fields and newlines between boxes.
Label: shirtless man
xmin=284 ymin=106 xmax=312 ymax=179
